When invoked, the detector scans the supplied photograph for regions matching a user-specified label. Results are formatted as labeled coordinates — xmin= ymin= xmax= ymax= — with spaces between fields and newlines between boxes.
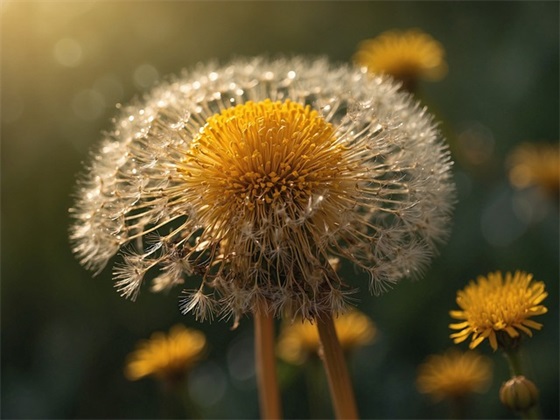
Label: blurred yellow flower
xmin=353 ymin=29 xmax=447 ymax=87
xmin=417 ymin=349 xmax=492 ymax=402
xmin=124 ymin=324 xmax=206 ymax=385
xmin=449 ymin=271 xmax=548 ymax=351
xmin=277 ymin=310 xmax=376 ymax=365
xmin=507 ymin=142 xmax=560 ymax=196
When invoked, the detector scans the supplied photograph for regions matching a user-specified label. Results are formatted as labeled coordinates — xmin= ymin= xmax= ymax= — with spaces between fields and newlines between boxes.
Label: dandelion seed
xmin=69 ymin=56 xmax=455 ymax=322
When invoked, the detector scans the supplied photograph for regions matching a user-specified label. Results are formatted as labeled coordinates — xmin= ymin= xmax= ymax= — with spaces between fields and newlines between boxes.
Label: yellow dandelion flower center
xmin=182 ymin=99 xmax=343 ymax=212
xmin=449 ymin=271 xmax=548 ymax=350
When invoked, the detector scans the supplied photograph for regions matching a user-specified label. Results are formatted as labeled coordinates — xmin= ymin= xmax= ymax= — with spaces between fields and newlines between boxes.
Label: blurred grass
xmin=1 ymin=1 xmax=558 ymax=419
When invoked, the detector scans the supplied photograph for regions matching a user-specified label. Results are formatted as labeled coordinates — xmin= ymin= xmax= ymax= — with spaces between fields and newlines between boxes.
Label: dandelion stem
xmin=254 ymin=302 xmax=282 ymax=419
xmin=316 ymin=312 xmax=359 ymax=419
xmin=449 ymin=395 xmax=467 ymax=419
xmin=503 ymin=347 xmax=524 ymax=377
xmin=158 ymin=382 xmax=185 ymax=419
xmin=304 ymin=357 xmax=329 ymax=419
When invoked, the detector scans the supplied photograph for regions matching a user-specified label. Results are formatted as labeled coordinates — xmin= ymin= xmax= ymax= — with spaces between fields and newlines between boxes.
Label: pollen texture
xmin=180 ymin=99 xmax=346 ymax=223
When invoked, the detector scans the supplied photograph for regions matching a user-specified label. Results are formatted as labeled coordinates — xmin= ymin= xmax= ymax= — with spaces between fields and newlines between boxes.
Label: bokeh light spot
xmin=456 ymin=123 xmax=495 ymax=166
xmin=133 ymin=64 xmax=159 ymax=89
xmin=512 ymin=189 xmax=550 ymax=225
xmin=72 ymin=89 xmax=105 ymax=121
xmin=53 ymin=38 xmax=83 ymax=67
xmin=481 ymin=189 xmax=526 ymax=247
xmin=227 ymin=334 xmax=255 ymax=386
xmin=187 ymin=361 xmax=227 ymax=407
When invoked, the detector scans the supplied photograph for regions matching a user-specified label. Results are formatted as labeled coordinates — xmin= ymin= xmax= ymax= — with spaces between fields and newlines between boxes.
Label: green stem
xmin=504 ymin=348 xmax=524 ymax=377
xmin=159 ymin=381 xmax=185 ymax=419
xmin=304 ymin=356 xmax=329 ymax=419
xmin=449 ymin=395 xmax=468 ymax=420
xmin=180 ymin=377 xmax=202 ymax=420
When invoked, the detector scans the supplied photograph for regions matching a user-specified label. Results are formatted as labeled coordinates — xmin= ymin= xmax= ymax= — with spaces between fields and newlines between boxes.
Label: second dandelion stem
xmin=254 ymin=302 xmax=282 ymax=419
xmin=316 ymin=312 xmax=359 ymax=419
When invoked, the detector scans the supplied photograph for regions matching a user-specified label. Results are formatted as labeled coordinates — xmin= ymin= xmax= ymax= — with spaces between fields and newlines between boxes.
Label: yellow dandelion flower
xmin=69 ymin=57 xmax=455 ymax=322
xmin=277 ymin=310 xmax=376 ymax=365
xmin=124 ymin=324 xmax=206 ymax=385
xmin=416 ymin=349 xmax=492 ymax=402
xmin=507 ymin=142 xmax=560 ymax=196
xmin=449 ymin=271 xmax=548 ymax=351
xmin=354 ymin=29 xmax=447 ymax=86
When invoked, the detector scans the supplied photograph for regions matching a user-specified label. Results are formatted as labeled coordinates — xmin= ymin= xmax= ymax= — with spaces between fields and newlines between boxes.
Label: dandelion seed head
xmin=70 ymin=57 xmax=455 ymax=321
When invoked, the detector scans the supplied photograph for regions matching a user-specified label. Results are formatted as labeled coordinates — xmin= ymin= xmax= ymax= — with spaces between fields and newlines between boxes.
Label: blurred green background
xmin=2 ymin=1 xmax=558 ymax=419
